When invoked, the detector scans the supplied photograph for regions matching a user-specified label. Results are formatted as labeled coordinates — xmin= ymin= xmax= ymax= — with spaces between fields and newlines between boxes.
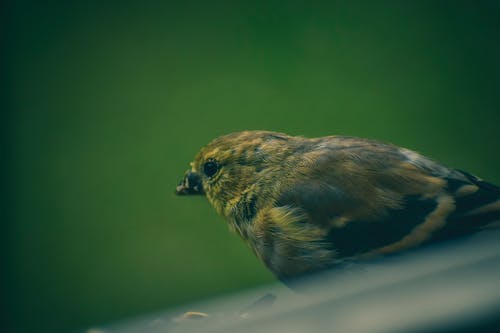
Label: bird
xmin=175 ymin=130 xmax=500 ymax=283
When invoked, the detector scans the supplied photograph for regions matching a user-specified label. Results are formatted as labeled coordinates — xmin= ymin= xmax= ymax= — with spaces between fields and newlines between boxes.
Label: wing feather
xmin=276 ymin=139 xmax=500 ymax=260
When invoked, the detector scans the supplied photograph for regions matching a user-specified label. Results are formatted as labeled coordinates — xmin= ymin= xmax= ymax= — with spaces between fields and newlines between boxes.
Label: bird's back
xmin=268 ymin=136 xmax=500 ymax=280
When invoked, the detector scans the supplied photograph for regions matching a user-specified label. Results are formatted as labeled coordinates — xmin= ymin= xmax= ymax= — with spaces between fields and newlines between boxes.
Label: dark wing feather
xmin=431 ymin=170 xmax=500 ymax=242
xmin=327 ymin=195 xmax=439 ymax=258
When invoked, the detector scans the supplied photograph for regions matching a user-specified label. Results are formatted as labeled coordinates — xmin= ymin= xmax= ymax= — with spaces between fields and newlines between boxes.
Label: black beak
xmin=175 ymin=170 xmax=204 ymax=195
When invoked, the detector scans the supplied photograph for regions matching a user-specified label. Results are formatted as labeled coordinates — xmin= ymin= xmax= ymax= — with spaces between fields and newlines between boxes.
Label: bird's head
xmin=175 ymin=131 xmax=297 ymax=218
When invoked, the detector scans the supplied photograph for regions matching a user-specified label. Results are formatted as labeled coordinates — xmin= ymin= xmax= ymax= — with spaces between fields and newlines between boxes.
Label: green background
xmin=3 ymin=1 xmax=500 ymax=332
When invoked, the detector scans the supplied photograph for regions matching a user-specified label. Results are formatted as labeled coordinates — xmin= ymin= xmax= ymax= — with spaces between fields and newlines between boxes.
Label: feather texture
xmin=176 ymin=131 xmax=500 ymax=281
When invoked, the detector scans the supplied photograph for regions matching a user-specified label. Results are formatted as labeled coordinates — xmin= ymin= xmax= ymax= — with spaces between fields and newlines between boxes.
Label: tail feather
xmin=458 ymin=169 xmax=500 ymax=193
xmin=434 ymin=170 xmax=500 ymax=241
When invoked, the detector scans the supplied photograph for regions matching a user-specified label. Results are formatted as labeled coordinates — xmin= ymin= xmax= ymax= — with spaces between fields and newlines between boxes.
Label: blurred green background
xmin=3 ymin=1 xmax=500 ymax=332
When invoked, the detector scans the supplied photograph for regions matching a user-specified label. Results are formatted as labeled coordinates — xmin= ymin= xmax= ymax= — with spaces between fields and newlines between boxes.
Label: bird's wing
xmin=276 ymin=139 xmax=500 ymax=259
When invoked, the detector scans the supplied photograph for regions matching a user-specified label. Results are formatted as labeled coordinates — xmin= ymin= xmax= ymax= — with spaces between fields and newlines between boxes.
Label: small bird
xmin=176 ymin=131 xmax=500 ymax=283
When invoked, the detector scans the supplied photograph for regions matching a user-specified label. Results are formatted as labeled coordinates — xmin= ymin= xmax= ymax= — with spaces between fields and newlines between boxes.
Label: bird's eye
xmin=203 ymin=159 xmax=219 ymax=178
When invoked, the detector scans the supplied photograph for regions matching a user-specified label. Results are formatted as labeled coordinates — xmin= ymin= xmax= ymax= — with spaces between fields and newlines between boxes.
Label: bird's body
xmin=176 ymin=131 xmax=500 ymax=282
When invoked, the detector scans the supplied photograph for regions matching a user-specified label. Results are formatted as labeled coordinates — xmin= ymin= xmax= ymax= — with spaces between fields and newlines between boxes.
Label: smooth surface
xmin=92 ymin=231 xmax=500 ymax=333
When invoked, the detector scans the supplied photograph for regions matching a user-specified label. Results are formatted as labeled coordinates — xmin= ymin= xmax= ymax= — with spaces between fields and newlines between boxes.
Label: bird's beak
xmin=175 ymin=170 xmax=205 ymax=195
